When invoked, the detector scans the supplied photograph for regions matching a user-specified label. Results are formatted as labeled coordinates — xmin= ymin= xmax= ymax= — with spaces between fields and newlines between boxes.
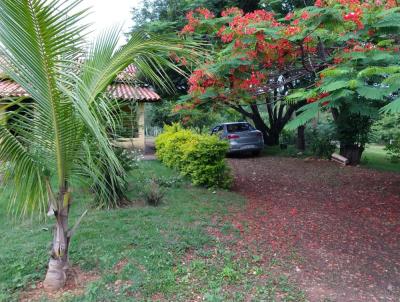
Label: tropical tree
xmin=179 ymin=1 xmax=400 ymax=160
xmin=285 ymin=0 xmax=400 ymax=164
xmin=0 ymin=0 xmax=199 ymax=291
xmin=178 ymin=7 xmax=321 ymax=145
xmin=129 ymin=0 xmax=262 ymax=104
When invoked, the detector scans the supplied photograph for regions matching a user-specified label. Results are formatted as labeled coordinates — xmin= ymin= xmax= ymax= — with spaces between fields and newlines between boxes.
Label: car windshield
xmin=226 ymin=123 xmax=254 ymax=133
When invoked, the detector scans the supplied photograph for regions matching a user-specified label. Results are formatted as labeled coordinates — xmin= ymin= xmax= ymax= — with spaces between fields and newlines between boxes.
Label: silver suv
xmin=211 ymin=122 xmax=264 ymax=155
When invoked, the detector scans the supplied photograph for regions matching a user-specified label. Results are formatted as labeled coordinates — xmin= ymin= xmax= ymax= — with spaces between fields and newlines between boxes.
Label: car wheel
xmin=252 ymin=150 xmax=261 ymax=156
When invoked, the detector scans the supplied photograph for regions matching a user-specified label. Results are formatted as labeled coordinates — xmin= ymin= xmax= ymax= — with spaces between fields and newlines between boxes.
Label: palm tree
xmin=0 ymin=0 xmax=199 ymax=291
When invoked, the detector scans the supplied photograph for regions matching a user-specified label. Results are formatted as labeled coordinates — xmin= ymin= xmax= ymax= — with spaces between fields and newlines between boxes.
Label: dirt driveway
xmin=228 ymin=156 xmax=400 ymax=302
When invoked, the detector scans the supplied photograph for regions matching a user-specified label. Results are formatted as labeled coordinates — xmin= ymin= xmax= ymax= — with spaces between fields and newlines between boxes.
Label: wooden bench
xmin=331 ymin=153 xmax=349 ymax=166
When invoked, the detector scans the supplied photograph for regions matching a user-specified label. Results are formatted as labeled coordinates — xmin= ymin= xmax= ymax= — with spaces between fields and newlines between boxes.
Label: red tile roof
xmin=116 ymin=64 xmax=138 ymax=82
xmin=0 ymin=65 xmax=161 ymax=102
xmin=0 ymin=80 xmax=29 ymax=97
xmin=107 ymin=84 xmax=160 ymax=102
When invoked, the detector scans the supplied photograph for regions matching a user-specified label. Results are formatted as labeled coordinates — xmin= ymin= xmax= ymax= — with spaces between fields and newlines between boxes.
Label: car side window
xmin=211 ymin=126 xmax=223 ymax=136
xmin=211 ymin=126 xmax=219 ymax=135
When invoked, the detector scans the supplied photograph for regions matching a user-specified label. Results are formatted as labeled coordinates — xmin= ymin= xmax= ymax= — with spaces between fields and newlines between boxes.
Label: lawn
xmin=361 ymin=144 xmax=400 ymax=173
xmin=0 ymin=161 xmax=305 ymax=302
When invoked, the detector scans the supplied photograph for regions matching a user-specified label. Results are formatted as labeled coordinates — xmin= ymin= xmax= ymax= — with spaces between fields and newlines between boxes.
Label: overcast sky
xmin=81 ymin=0 xmax=142 ymax=46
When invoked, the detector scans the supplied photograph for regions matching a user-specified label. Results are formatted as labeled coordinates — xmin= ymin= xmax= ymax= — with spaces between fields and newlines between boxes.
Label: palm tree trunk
xmin=43 ymin=194 xmax=70 ymax=291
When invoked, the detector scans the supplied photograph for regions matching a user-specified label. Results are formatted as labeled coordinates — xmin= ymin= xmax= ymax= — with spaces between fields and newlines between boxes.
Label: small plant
xmin=307 ymin=124 xmax=337 ymax=159
xmin=91 ymin=147 xmax=143 ymax=209
xmin=385 ymin=135 xmax=400 ymax=163
xmin=154 ymin=175 xmax=184 ymax=188
xmin=309 ymin=136 xmax=336 ymax=159
xmin=142 ymin=178 xmax=165 ymax=206
xmin=116 ymin=148 xmax=143 ymax=171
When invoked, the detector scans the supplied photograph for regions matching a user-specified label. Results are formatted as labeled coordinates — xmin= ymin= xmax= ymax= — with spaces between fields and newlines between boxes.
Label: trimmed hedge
xmin=155 ymin=124 xmax=232 ymax=188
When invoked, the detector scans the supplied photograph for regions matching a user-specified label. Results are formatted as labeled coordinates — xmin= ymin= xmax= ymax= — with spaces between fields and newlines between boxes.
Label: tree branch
xmin=230 ymin=104 xmax=254 ymax=119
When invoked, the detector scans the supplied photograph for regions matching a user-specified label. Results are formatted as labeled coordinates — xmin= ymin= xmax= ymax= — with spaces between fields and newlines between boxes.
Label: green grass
xmin=0 ymin=161 xmax=305 ymax=302
xmin=361 ymin=144 xmax=400 ymax=173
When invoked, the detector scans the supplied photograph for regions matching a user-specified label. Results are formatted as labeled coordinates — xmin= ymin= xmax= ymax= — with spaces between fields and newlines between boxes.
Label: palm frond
xmin=285 ymin=101 xmax=320 ymax=130
xmin=381 ymin=96 xmax=400 ymax=113
xmin=0 ymin=0 xmax=89 ymax=214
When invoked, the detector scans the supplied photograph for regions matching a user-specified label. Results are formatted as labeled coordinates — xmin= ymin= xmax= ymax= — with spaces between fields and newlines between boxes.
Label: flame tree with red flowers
xmin=180 ymin=1 xmax=400 ymax=164
xmin=180 ymin=6 xmax=318 ymax=146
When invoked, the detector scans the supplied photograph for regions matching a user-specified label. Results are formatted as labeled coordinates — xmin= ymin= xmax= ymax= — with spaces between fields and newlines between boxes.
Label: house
xmin=0 ymin=64 xmax=161 ymax=151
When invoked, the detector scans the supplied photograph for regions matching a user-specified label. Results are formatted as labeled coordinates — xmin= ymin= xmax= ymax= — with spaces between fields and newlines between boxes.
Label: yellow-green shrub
xmin=155 ymin=124 xmax=232 ymax=188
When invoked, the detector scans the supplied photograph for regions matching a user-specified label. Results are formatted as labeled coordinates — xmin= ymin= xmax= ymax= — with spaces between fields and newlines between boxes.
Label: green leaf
xmin=377 ymin=39 xmax=395 ymax=47
xmin=375 ymin=13 xmax=400 ymax=28
xmin=356 ymin=86 xmax=388 ymax=100
xmin=358 ymin=66 xmax=400 ymax=78
xmin=381 ymin=96 xmax=400 ymax=113
xmin=321 ymin=68 xmax=352 ymax=77
xmin=328 ymin=89 xmax=355 ymax=101
xmin=199 ymin=88 xmax=218 ymax=99
xmin=322 ymin=81 xmax=348 ymax=92
xmin=285 ymin=89 xmax=310 ymax=101
xmin=285 ymin=102 xmax=320 ymax=130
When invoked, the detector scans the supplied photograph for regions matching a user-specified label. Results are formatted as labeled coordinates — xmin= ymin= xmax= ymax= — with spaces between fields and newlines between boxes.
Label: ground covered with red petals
xmin=227 ymin=157 xmax=400 ymax=301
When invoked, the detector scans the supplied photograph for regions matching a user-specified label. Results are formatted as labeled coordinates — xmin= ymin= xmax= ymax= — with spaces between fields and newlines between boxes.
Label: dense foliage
xmin=178 ymin=0 xmax=400 ymax=163
xmin=371 ymin=113 xmax=400 ymax=143
xmin=130 ymin=0 xmax=261 ymax=33
xmin=155 ymin=124 xmax=232 ymax=188
xmin=308 ymin=129 xmax=337 ymax=159
xmin=385 ymin=133 xmax=400 ymax=162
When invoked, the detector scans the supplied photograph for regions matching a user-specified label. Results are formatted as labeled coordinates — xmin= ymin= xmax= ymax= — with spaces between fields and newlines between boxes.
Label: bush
xmin=385 ymin=134 xmax=400 ymax=163
xmin=155 ymin=124 xmax=232 ymax=188
xmin=306 ymin=123 xmax=336 ymax=159
xmin=309 ymin=136 xmax=336 ymax=159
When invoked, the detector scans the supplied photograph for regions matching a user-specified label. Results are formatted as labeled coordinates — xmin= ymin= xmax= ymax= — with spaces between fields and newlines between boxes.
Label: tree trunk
xmin=43 ymin=197 xmax=70 ymax=291
xmin=297 ymin=126 xmax=306 ymax=151
xmin=264 ymin=131 xmax=280 ymax=146
xmin=340 ymin=144 xmax=364 ymax=165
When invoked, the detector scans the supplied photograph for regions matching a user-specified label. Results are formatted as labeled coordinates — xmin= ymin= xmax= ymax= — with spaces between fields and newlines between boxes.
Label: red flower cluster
xmin=181 ymin=8 xmax=214 ymax=33
xmin=196 ymin=7 xmax=214 ymax=19
xmin=221 ymin=7 xmax=243 ymax=17
xmin=173 ymin=103 xmax=196 ymax=113
xmin=315 ymin=0 xmax=398 ymax=10
xmin=301 ymin=11 xmax=311 ymax=20
xmin=239 ymin=71 xmax=266 ymax=89
xmin=307 ymin=92 xmax=330 ymax=104
xmin=188 ymin=69 xmax=222 ymax=94
xmin=343 ymin=8 xmax=364 ymax=29
xmin=285 ymin=12 xmax=294 ymax=20
xmin=285 ymin=25 xmax=301 ymax=36
xmin=315 ymin=0 xmax=323 ymax=7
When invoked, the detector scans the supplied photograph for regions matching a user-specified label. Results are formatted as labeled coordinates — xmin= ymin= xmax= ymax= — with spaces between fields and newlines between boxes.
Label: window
xmin=211 ymin=125 xmax=223 ymax=135
xmin=226 ymin=123 xmax=254 ymax=133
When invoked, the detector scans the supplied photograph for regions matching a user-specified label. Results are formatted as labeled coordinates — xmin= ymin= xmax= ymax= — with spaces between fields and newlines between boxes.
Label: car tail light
xmin=227 ymin=134 xmax=240 ymax=139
